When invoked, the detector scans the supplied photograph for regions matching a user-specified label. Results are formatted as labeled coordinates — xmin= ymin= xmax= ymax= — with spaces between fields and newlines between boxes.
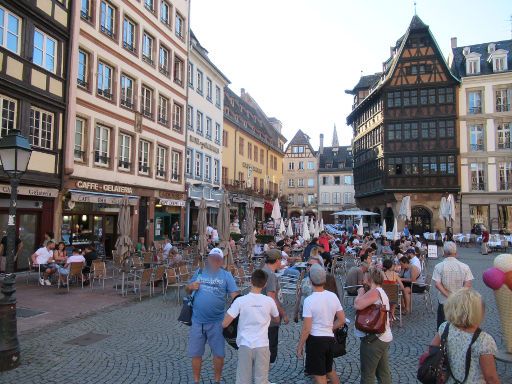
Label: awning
xmin=159 ymin=198 xmax=185 ymax=207
xmin=69 ymin=190 xmax=139 ymax=206
xmin=191 ymin=197 xmax=219 ymax=208
xmin=253 ymin=201 xmax=264 ymax=209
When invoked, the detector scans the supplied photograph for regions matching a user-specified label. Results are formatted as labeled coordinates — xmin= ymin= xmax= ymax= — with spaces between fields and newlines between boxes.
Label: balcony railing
xmin=100 ymin=25 xmax=115 ymax=39
xmin=97 ymin=88 xmax=112 ymax=99
xmin=121 ymin=97 xmax=133 ymax=109
xmin=498 ymin=142 xmax=512 ymax=149
xmin=471 ymin=183 xmax=486 ymax=191
xmin=158 ymin=116 xmax=168 ymax=125
xmin=470 ymin=143 xmax=484 ymax=151
xmin=142 ymin=54 xmax=154 ymax=66
xmin=156 ymin=169 xmax=166 ymax=178
xmin=118 ymin=160 xmax=131 ymax=169
xmin=74 ymin=149 xmax=85 ymax=160
xmin=497 ymin=104 xmax=511 ymax=112
xmin=94 ymin=152 xmax=110 ymax=165
xmin=468 ymin=106 xmax=481 ymax=114
xmin=159 ymin=66 xmax=169 ymax=76
xmin=80 ymin=10 xmax=91 ymax=21
xmin=123 ymin=41 xmax=136 ymax=53
xmin=77 ymin=78 xmax=88 ymax=88
xmin=141 ymin=107 xmax=152 ymax=119
xmin=139 ymin=164 xmax=150 ymax=174
xmin=500 ymin=181 xmax=512 ymax=190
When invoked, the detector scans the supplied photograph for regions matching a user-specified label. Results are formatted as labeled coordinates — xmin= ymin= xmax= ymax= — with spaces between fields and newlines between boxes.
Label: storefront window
xmin=498 ymin=205 xmax=512 ymax=233
xmin=469 ymin=205 xmax=489 ymax=230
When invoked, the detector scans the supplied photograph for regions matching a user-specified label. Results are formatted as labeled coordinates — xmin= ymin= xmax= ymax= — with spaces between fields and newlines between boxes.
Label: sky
xmin=190 ymin=0 xmax=511 ymax=149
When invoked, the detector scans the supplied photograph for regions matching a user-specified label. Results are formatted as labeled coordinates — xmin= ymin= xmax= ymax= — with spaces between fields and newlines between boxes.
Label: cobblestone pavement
xmin=1 ymin=247 xmax=511 ymax=383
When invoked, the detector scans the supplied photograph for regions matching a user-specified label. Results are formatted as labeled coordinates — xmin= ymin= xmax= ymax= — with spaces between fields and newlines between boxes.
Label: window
xmin=205 ymin=117 xmax=212 ymax=139
xmin=206 ymin=78 xmax=213 ymax=101
xmin=334 ymin=176 xmax=340 ymax=185
xmin=344 ymin=192 xmax=353 ymax=204
xmin=403 ymin=90 xmax=417 ymax=106
xmin=74 ymin=118 xmax=85 ymax=161
xmin=307 ymin=161 xmax=314 ymax=170
xmin=175 ymin=12 xmax=184 ymax=39
xmin=322 ymin=176 xmax=329 ymax=185
xmin=467 ymin=59 xmax=480 ymax=75
xmin=288 ymin=162 xmax=294 ymax=170
xmin=213 ymin=159 xmax=219 ymax=183
xmin=297 ymin=194 xmax=304 ymax=205
xmin=247 ymin=142 xmax=252 ymax=160
xmin=222 ymin=166 xmax=228 ymax=185
xmin=496 ymin=89 xmax=511 ymax=112
xmin=173 ymin=56 xmax=183 ymax=85
xmin=497 ymin=123 xmax=511 ymax=149
xmin=307 ymin=194 xmax=315 ymax=205
xmin=100 ymin=1 xmax=115 ymax=38
xmin=292 ymin=146 xmax=304 ymax=154
xmin=142 ymin=32 xmax=154 ymax=64
xmin=77 ymin=50 xmax=88 ymax=87
xmin=185 ymin=149 xmax=192 ymax=175
xmin=160 ymin=1 xmax=170 ymax=25
xmin=141 ymin=86 xmax=152 ymax=118
xmin=118 ymin=133 xmax=131 ymax=170
xmin=238 ymin=171 xmax=244 ymax=182
xmin=122 ymin=18 xmax=136 ymax=52
xmin=239 ymin=137 xmax=244 ymax=155
xmin=171 ymin=151 xmax=181 ymax=181
xmin=470 ymin=163 xmax=486 ymax=191
xmin=187 ymin=63 xmax=194 ymax=88
xmin=260 ymin=149 xmax=264 ymax=164
xmin=215 ymin=123 xmax=221 ymax=144
xmin=297 ymin=178 xmax=304 ymax=187
xmin=195 ymin=152 xmax=202 ymax=177
xmin=223 ymin=130 xmax=228 ymax=147
xmin=499 ymin=161 xmax=512 ymax=190
xmin=144 ymin=0 xmax=154 ymax=13
xmin=172 ymin=103 xmax=182 ymax=131
xmin=0 ymin=8 xmax=20 ymax=54
xmin=387 ymin=91 xmax=401 ymax=108
xmin=288 ymin=179 xmax=294 ymax=187
xmin=428 ymin=89 xmax=436 ymax=104
xmin=29 ymin=107 xmax=53 ymax=149
xmin=158 ymin=95 xmax=169 ymax=125
xmin=196 ymin=111 xmax=203 ymax=134
xmin=138 ymin=140 xmax=150 ymax=174
xmin=196 ymin=70 xmax=203 ymax=94
xmin=156 ymin=146 xmax=166 ymax=178
xmin=420 ymin=89 xmax=428 ymax=105
xmin=332 ymin=192 xmax=341 ymax=204
xmin=204 ymin=156 xmax=211 ymax=180
xmin=94 ymin=125 xmax=110 ymax=166
xmin=33 ymin=29 xmax=56 ymax=73
xmin=307 ymin=178 xmax=314 ymax=187
xmin=468 ymin=91 xmax=482 ymax=114
xmin=120 ymin=74 xmax=134 ymax=108
xmin=254 ymin=145 xmax=258 ymax=162
xmin=298 ymin=161 xmax=304 ymax=170
xmin=0 ymin=94 xmax=17 ymax=137
xmin=80 ymin=0 xmax=91 ymax=20
xmin=493 ymin=55 xmax=508 ymax=72
xmin=97 ymin=62 xmax=113 ymax=99
xmin=344 ymin=175 xmax=353 ymax=184
xmin=321 ymin=192 xmax=329 ymax=204
xmin=469 ymin=124 xmax=484 ymax=151
xmin=215 ymin=86 xmax=221 ymax=107
xmin=159 ymin=46 xmax=169 ymax=75
xmin=186 ymin=105 xmax=193 ymax=129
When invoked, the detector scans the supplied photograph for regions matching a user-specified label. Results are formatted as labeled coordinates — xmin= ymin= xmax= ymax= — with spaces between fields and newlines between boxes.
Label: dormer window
xmin=494 ymin=56 xmax=507 ymax=72
xmin=488 ymin=43 xmax=496 ymax=53
xmin=467 ymin=59 xmax=480 ymax=75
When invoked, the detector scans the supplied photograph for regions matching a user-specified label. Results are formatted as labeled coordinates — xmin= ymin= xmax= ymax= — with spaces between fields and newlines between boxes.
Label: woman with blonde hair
xmin=427 ymin=288 xmax=499 ymax=384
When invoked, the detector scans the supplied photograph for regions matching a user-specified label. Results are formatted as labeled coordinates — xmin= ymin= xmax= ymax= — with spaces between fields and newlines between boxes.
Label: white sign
xmin=0 ymin=184 xmax=59 ymax=198
xmin=428 ymin=244 xmax=438 ymax=259
xmin=159 ymin=198 xmax=185 ymax=207
xmin=70 ymin=192 xmax=138 ymax=206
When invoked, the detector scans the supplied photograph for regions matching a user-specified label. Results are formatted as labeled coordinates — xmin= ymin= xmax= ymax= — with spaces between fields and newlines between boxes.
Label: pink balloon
xmin=483 ymin=267 xmax=506 ymax=290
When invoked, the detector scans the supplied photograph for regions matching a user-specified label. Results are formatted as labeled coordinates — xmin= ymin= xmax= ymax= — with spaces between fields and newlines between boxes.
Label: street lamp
xmin=0 ymin=129 xmax=32 ymax=371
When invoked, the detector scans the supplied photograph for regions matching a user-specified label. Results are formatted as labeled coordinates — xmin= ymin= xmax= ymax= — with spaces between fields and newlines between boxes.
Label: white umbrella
xmin=398 ymin=196 xmax=411 ymax=221
xmin=279 ymin=218 xmax=286 ymax=235
xmin=332 ymin=209 xmax=379 ymax=216
xmin=286 ymin=219 xmax=294 ymax=237
xmin=309 ymin=217 xmax=315 ymax=235
xmin=439 ymin=197 xmax=447 ymax=221
xmin=382 ymin=220 xmax=387 ymax=236
xmin=392 ymin=218 xmax=399 ymax=241
xmin=446 ymin=194 xmax=456 ymax=226
xmin=319 ymin=218 xmax=325 ymax=232
xmin=302 ymin=219 xmax=311 ymax=241
xmin=314 ymin=220 xmax=320 ymax=238
xmin=357 ymin=217 xmax=364 ymax=236
xmin=271 ymin=198 xmax=281 ymax=221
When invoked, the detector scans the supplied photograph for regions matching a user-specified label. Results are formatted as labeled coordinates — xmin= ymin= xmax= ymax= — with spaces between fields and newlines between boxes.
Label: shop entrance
xmin=411 ymin=206 xmax=432 ymax=235
xmin=0 ymin=212 xmax=40 ymax=271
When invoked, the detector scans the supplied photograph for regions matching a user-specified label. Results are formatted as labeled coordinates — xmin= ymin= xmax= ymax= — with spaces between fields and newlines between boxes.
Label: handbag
xmin=223 ymin=294 xmax=242 ymax=350
xmin=332 ymin=323 xmax=348 ymax=358
xmin=177 ymin=269 xmax=202 ymax=326
xmin=355 ymin=290 xmax=388 ymax=334
xmin=417 ymin=323 xmax=450 ymax=384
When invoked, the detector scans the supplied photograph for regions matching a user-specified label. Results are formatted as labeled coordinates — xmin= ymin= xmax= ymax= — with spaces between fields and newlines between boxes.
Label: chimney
xmin=390 ymin=46 xmax=394 ymax=57
xmin=319 ymin=134 xmax=324 ymax=155
xmin=451 ymin=37 xmax=457 ymax=49
xmin=240 ymin=88 xmax=245 ymax=97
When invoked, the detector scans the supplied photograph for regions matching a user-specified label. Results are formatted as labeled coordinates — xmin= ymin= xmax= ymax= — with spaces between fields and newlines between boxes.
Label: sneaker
xmin=44 ymin=279 xmax=52 ymax=286
xmin=39 ymin=277 xmax=45 ymax=286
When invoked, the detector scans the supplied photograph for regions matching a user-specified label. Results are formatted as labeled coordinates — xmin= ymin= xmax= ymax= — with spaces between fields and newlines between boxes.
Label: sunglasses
xmin=306 ymin=263 xmax=313 ymax=267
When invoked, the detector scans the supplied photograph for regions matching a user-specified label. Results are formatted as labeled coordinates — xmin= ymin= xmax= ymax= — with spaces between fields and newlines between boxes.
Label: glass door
xmin=18 ymin=213 xmax=39 ymax=270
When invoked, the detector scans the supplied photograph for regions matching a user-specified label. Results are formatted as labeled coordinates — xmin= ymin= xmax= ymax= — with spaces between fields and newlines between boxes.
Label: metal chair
xmin=381 ymin=283 xmax=402 ymax=327
xmin=164 ymin=267 xmax=186 ymax=302
xmin=411 ymin=274 xmax=434 ymax=313
xmin=342 ymin=283 xmax=362 ymax=308
xmin=151 ymin=265 xmax=166 ymax=295
xmin=131 ymin=268 xmax=153 ymax=301
xmin=60 ymin=262 xmax=84 ymax=292
xmin=90 ymin=260 xmax=108 ymax=290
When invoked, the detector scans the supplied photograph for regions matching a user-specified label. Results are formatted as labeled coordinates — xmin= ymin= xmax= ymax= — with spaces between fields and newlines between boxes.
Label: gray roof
xmin=285 ymin=130 xmax=316 ymax=154
xmin=345 ymin=73 xmax=381 ymax=95
xmin=318 ymin=145 xmax=353 ymax=171
xmin=190 ymin=30 xmax=231 ymax=84
xmin=451 ymin=39 xmax=512 ymax=78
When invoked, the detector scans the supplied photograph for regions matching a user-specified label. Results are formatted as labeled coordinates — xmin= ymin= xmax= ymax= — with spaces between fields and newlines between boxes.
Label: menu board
xmin=428 ymin=245 xmax=438 ymax=259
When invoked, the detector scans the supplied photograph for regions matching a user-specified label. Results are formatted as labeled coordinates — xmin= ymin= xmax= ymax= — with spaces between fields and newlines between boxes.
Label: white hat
xmin=208 ymin=247 xmax=224 ymax=258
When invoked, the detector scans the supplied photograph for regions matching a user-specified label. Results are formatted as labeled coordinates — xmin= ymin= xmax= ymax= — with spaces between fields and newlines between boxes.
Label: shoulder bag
xmin=355 ymin=289 xmax=388 ymax=334
xmin=332 ymin=323 xmax=349 ymax=358
xmin=177 ymin=268 xmax=202 ymax=326
xmin=417 ymin=323 xmax=451 ymax=384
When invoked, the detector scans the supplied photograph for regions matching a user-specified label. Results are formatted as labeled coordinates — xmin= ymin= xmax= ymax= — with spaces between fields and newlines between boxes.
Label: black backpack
xmin=223 ymin=294 xmax=242 ymax=349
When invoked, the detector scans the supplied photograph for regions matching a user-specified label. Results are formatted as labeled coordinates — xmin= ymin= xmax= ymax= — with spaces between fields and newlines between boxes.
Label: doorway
xmin=0 ymin=212 xmax=40 ymax=271
xmin=411 ymin=206 xmax=432 ymax=235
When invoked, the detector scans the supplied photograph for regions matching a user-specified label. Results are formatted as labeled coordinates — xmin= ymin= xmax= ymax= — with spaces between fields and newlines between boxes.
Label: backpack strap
xmin=190 ymin=268 xmax=202 ymax=302
xmin=448 ymin=327 xmax=481 ymax=384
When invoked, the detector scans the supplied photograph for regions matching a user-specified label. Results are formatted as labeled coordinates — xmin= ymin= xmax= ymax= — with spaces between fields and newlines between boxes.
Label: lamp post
xmin=0 ymin=129 xmax=32 ymax=371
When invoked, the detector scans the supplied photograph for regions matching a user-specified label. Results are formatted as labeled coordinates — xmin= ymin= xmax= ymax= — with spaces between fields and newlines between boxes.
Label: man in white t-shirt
xmin=223 ymin=269 xmax=279 ymax=384
xmin=55 ymin=248 xmax=86 ymax=287
xmin=31 ymin=241 xmax=56 ymax=286
xmin=296 ymin=265 xmax=345 ymax=384
xmin=406 ymin=248 xmax=422 ymax=273
xmin=162 ymin=238 xmax=172 ymax=260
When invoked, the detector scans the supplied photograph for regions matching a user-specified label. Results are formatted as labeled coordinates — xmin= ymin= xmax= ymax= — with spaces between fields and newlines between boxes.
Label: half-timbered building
xmin=346 ymin=16 xmax=460 ymax=235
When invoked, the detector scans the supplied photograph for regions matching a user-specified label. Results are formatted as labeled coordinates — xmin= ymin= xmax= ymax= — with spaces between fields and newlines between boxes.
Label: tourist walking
xmin=432 ymin=241 xmax=473 ymax=328
xmin=296 ymin=264 xmax=345 ymax=384
xmin=222 ymin=269 xmax=280 ymax=384
xmin=427 ymin=288 xmax=500 ymax=384
xmin=186 ymin=248 xmax=240 ymax=384
xmin=354 ymin=268 xmax=393 ymax=384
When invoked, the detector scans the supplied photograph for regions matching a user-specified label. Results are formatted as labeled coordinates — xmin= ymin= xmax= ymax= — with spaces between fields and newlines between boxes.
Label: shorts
xmin=56 ymin=265 xmax=70 ymax=275
xmin=188 ymin=321 xmax=225 ymax=358
xmin=305 ymin=335 xmax=335 ymax=376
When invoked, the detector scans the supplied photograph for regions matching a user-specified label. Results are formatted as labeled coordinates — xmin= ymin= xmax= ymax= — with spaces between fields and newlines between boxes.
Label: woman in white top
xmin=354 ymin=268 xmax=393 ymax=384
xmin=296 ymin=264 xmax=345 ymax=384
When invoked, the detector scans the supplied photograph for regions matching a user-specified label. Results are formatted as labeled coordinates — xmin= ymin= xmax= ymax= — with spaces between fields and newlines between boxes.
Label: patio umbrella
xmin=271 ymin=198 xmax=281 ymax=233
xmin=286 ymin=219 xmax=294 ymax=237
xmin=391 ymin=218 xmax=399 ymax=241
xmin=302 ymin=219 xmax=311 ymax=241
xmin=309 ymin=217 xmax=315 ymax=236
xmin=279 ymin=218 xmax=286 ymax=236
xmin=115 ymin=197 xmax=133 ymax=266
xmin=398 ymin=196 xmax=411 ymax=221
xmin=439 ymin=197 xmax=447 ymax=221
xmin=382 ymin=220 xmax=387 ymax=236
xmin=332 ymin=209 xmax=379 ymax=217
xmin=217 ymin=193 xmax=233 ymax=265
xmin=446 ymin=194 xmax=456 ymax=226
xmin=245 ymin=199 xmax=256 ymax=260
xmin=319 ymin=218 xmax=325 ymax=232
xmin=197 ymin=198 xmax=208 ymax=257
xmin=357 ymin=217 xmax=364 ymax=236
xmin=314 ymin=220 xmax=320 ymax=238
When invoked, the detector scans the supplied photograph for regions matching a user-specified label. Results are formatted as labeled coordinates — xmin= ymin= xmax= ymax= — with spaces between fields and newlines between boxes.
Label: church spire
xmin=332 ymin=124 xmax=339 ymax=147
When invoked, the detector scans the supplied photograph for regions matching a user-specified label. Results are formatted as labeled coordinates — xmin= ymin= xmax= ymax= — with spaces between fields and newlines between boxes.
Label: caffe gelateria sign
xmin=75 ymin=180 xmax=133 ymax=194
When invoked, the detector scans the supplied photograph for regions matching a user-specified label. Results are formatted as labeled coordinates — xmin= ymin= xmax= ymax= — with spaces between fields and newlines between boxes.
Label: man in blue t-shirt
xmin=186 ymin=247 xmax=239 ymax=384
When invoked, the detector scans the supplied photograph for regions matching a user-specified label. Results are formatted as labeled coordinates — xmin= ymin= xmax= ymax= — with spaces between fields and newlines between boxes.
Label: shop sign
xmin=0 ymin=184 xmax=58 ymax=198
xmin=159 ymin=198 xmax=185 ymax=207
xmin=75 ymin=180 xmax=133 ymax=194
xmin=159 ymin=190 xmax=185 ymax=199
xmin=70 ymin=192 xmax=138 ymax=206
xmin=499 ymin=197 xmax=512 ymax=203
xmin=242 ymin=162 xmax=262 ymax=174
xmin=189 ymin=135 xmax=220 ymax=154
